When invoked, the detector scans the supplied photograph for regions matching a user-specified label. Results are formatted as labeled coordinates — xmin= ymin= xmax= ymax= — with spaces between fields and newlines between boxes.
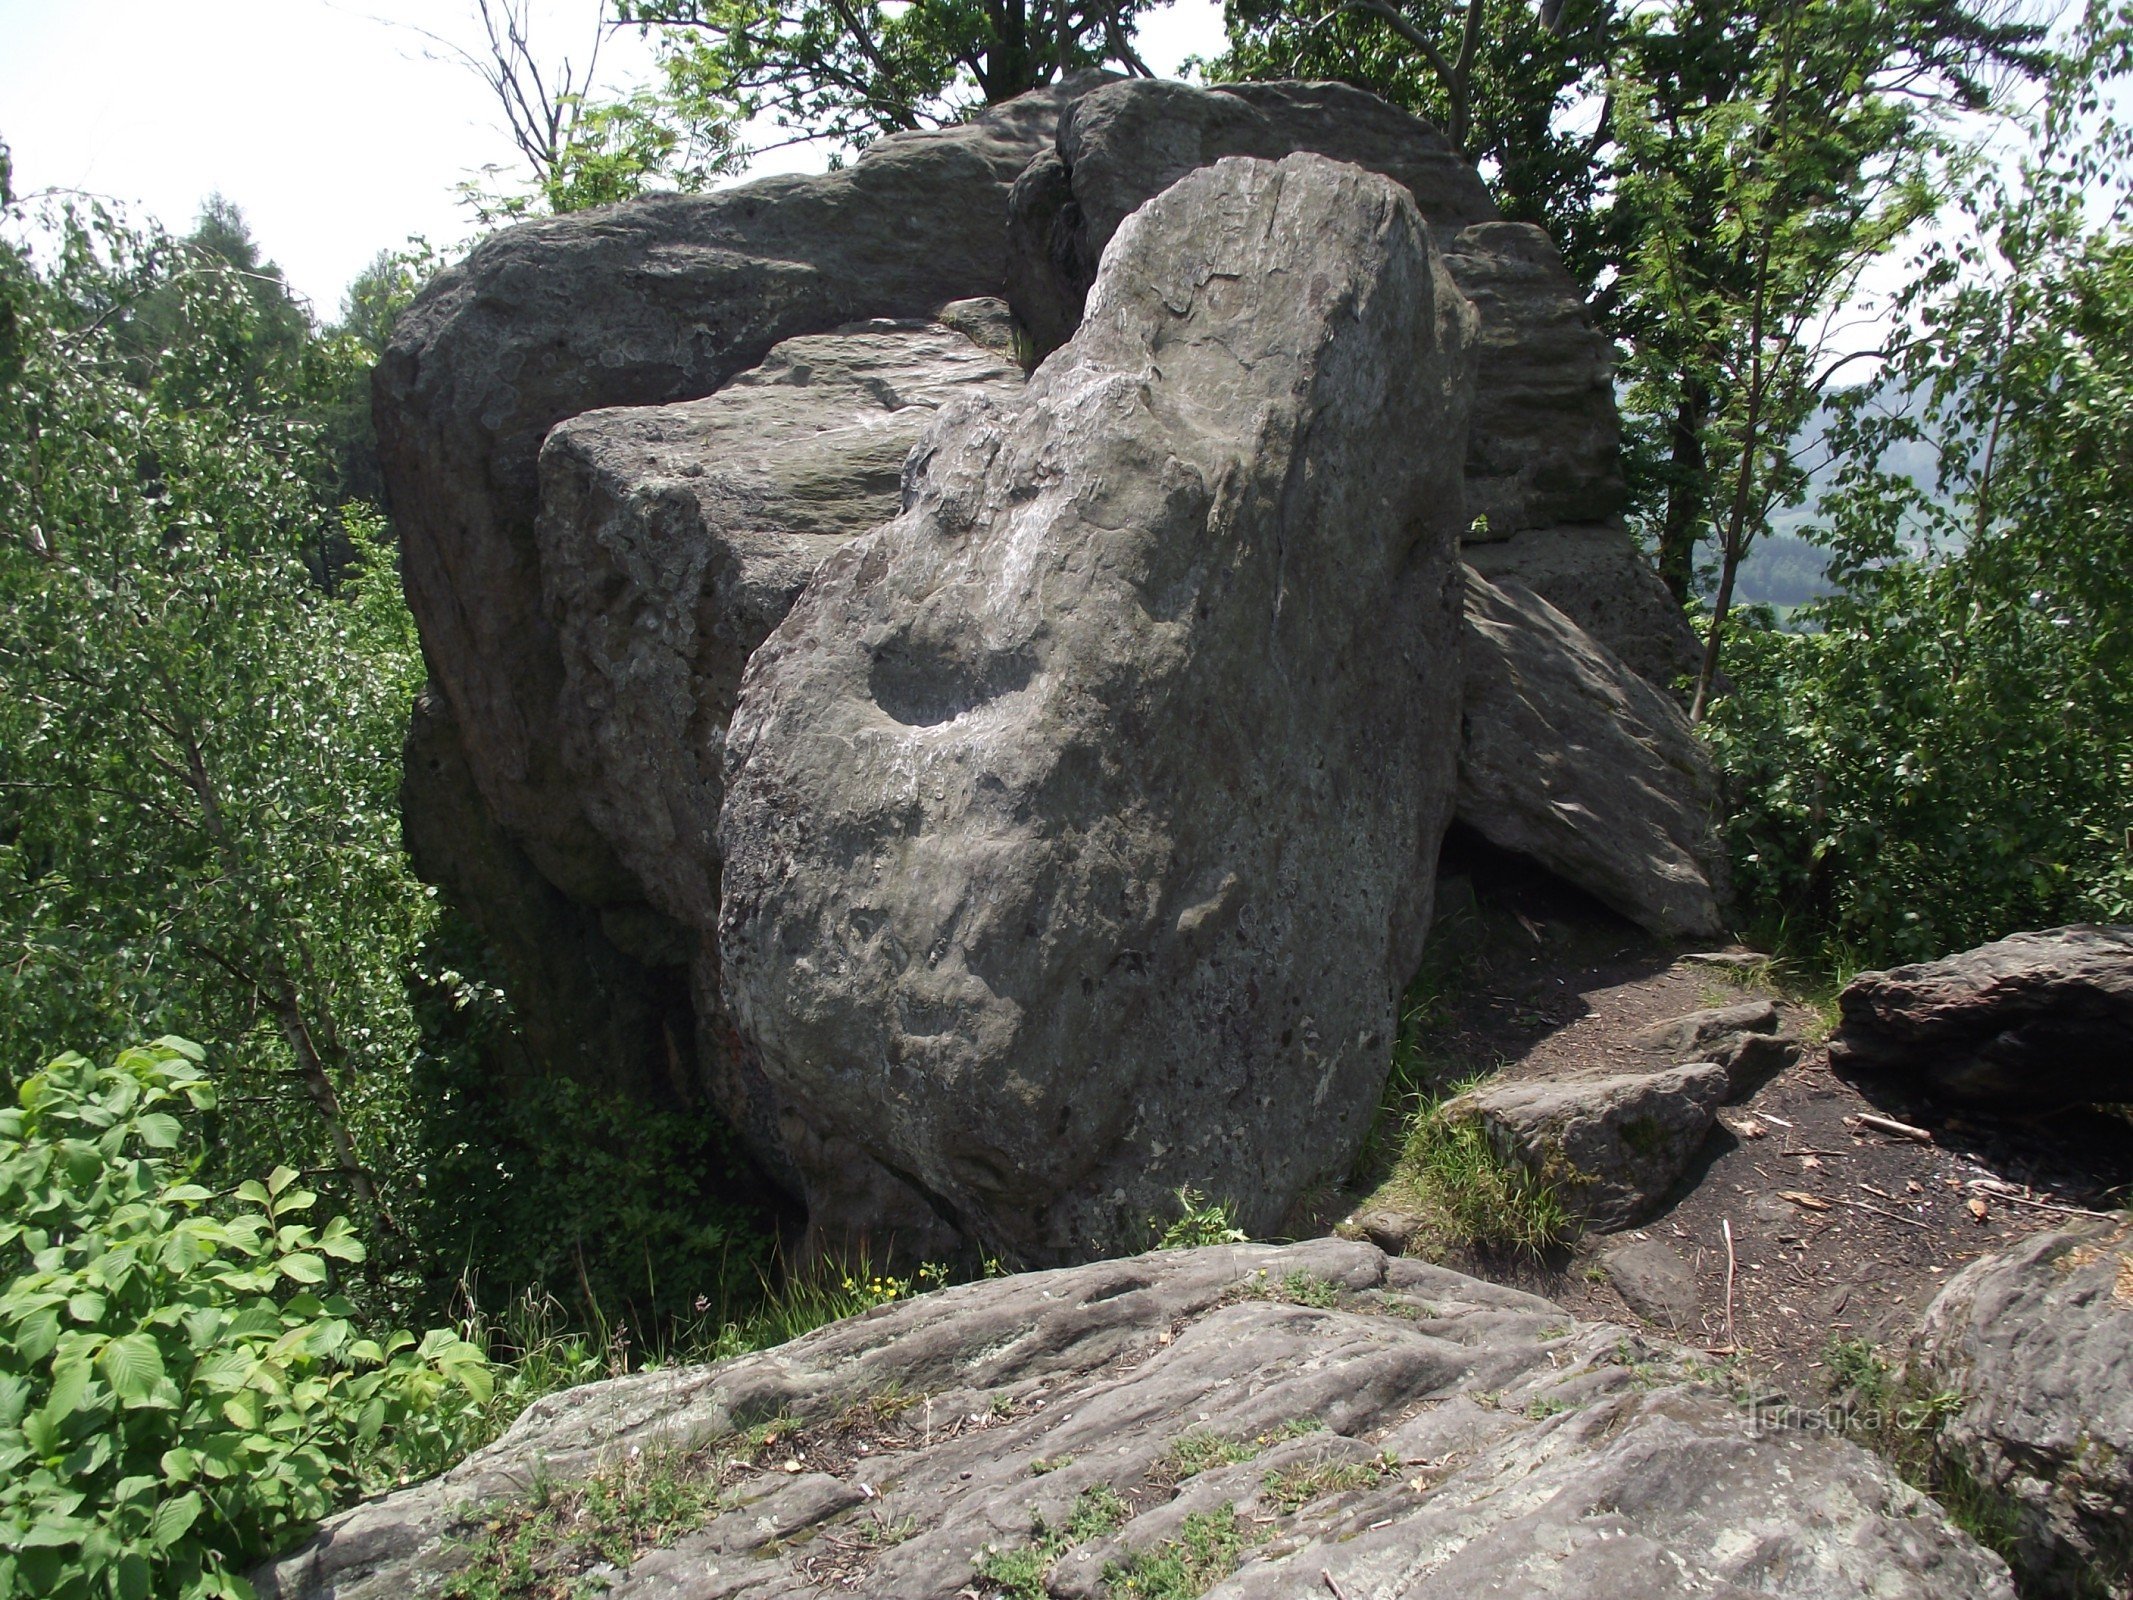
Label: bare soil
xmin=1329 ymin=833 xmax=2133 ymax=1401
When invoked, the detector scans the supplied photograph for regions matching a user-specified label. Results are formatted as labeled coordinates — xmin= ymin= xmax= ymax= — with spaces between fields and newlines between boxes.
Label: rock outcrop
xmin=1909 ymin=1214 xmax=2133 ymax=1598
xmin=383 ymin=86 xmax=1089 ymax=911
xmin=1458 ymin=570 xmax=1725 ymax=939
xmin=1463 ymin=522 xmax=1701 ymax=692
xmin=1829 ymin=925 xmax=2133 ymax=1108
xmin=717 ymin=155 xmax=1474 ymax=1263
xmin=255 ymin=1241 xmax=2017 ymax=1600
xmin=1444 ymin=1063 xmax=1729 ymax=1229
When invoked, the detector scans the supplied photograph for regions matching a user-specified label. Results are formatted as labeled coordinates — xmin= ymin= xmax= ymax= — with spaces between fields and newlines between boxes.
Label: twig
xmin=1721 ymin=1219 xmax=1738 ymax=1350
xmin=1964 ymin=1181 xmax=2118 ymax=1220
xmin=1854 ymin=1113 xmax=1933 ymax=1142
xmin=1838 ymin=1198 xmax=1932 ymax=1230
xmin=1323 ymin=1571 xmax=1355 ymax=1600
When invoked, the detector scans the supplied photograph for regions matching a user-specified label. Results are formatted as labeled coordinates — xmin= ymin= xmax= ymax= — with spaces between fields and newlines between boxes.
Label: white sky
xmin=0 ymin=0 xmax=1226 ymax=318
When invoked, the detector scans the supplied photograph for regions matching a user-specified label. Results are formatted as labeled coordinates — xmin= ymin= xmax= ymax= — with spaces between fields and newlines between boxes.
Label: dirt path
xmin=1335 ymin=840 xmax=2133 ymax=1400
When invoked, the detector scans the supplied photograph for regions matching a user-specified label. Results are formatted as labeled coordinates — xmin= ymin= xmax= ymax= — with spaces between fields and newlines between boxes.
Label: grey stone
xmin=1341 ymin=1204 xmax=1424 ymax=1256
xmin=1463 ymin=521 xmax=1702 ymax=694
xmin=1630 ymin=1000 xmax=1799 ymax=1101
xmin=1601 ymin=1238 xmax=1702 ymax=1331
xmin=536 ymin=319 xmax=1025 ymax=932
xmin=1003 ymin=76 xmax=1620 ymax=535
xmin=1630 ymin=1000 xmax=1780 ymax=1056
xmin=718 ymin=155 xmax=1475 ymax=1263
xmin=1458 ymin=569 xmax=1727 ymax=939
xmin=1706 ymin=1029 xmax=1802 ymax=1101
xmin=1445 ymin=1064 xmax=1729 ymax=1230
xmin=1909 ymin=1214 xmax=2133 ymax=1598
xmin=254 ymin=1241 xmax=2016 ymax=1600
xmin=1830 ymin=925 xmax=2133 ymax=1108
xmin=379 ymin=81 xmax=1096 ymax=919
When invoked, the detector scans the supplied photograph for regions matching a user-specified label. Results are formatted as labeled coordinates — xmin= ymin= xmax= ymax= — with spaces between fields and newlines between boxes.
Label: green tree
xmin=453 ymin=0 xmax=744 ymax=221
xmin=0 ymin=183 xmax=432 ymax=1284
xmin=1602 ymin=0 xmax=2041 ymax=713
xmin=1706 ymin=8 xmax=2133 ymax=961
xmin=618 ymin=0 xmax=1172 ymax=153
xmin=1210 ymin=0 xmax=1616 ymax=290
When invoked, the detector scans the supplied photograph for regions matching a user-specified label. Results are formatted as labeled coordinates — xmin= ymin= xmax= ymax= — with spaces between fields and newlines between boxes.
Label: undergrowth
xmin=1820 ymin=1338 xmax=2024 ymax=1563
xmin=1104 ymin=1503 xmax=1250 ymax=1599
xmin=1376 ymin=1082 xmax=1577 ymax=1259
xmin=441 ymin=1441 xmax=724 ymax=1600
xmin=974 ymin=1484 xmax=1130 ymax=1599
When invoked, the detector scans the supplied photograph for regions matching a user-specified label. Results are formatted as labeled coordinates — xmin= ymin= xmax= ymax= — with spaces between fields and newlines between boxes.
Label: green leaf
xmin=276 ymin=1254 xmax=327 ymax=1286
xmin=97 ymin=1333 xmax=167 ymax=1403
xmin=150 ymin=1491 xmax=201 ymax=1549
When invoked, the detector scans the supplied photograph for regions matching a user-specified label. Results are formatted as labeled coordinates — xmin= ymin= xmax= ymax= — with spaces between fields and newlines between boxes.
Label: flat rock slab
xmin=255 ymin=1241 xmax=2013 ymax=1600
xmin=1601 ymin=1238 xmax=1702 ymax=1332
xmin=1909 ymin=1214 xmax=2133 ymax=1599
xmin=1458 ymin=569 xmax=1726 ymax=939
xmin=1447 ymin=1063 xmax=1729 ymax=1230
xmin=718 ymin=155 xmax=1474 ymax=1261
xmin=1830 ymin=924 xmax=2133 ymax=1108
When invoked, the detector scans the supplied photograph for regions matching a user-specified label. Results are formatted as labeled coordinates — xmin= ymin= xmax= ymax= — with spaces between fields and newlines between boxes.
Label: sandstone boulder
xmin=1630 ymin=999 xmax=1800 ymax=1101
xmin=254 ymin=1241 xmax=2016 ymax=1600
xmin=1446 ymin=1063 xmax=1729 ymax=1229
xmin=718 ymin=155 xmax=1475 ymax=1262
xmin=1458 ymin=570 xmax=1727 ymax=939
xmin=1004 ymin=76 xmax=1621 ymax=535
xmin=1829 ymin=925 xmax=2133 ymax=1108
xmin=537 ymin=317 xmax=1025 ymax=932
xmin=1909 ymin=1214 xmax=2133 ymax=1598
xmin=1463 ymin=520 xmax=1702 ymax=693
xmin=380 ymin=82 xmax=1092 ymax=913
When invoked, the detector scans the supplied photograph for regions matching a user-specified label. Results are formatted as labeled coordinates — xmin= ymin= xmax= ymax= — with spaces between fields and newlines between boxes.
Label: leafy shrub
xmin=0 ymin=1039 xmax=494 ymax=1599
xmin=1154 ymin=1189 xmax=1249 ymax=1250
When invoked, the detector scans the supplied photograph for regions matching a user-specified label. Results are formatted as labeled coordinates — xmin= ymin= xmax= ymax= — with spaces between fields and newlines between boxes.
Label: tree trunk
xmin=1657 ymin=378 xmax=1710 ymax=605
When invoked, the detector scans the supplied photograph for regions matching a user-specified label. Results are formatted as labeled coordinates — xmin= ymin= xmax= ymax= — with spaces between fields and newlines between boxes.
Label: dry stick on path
xmin=1855 ymin=1113 xmax=1933 ymax=1143
xmin=1721 ymin=1219 xmax=1738 ymax=1350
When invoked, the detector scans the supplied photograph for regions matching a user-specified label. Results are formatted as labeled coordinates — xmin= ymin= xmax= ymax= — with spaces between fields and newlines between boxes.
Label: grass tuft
xmin=1103 ymin=1504 xmax=1250 ymax=1600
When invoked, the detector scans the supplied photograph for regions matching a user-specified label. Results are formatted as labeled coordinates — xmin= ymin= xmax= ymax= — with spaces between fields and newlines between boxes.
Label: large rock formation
xmin=1909 ymin=1214 xmax=2133 ymax=1598
xmin=1829 ymin=925 xmax=2133 ymax=1108
xmin=379 ymin=73 xmax=1724 ymax=1254
xmin=717 ymin=155 xmax=1474 ymax=1262
xmin=1458 ymin=570 xmax=1724 ymax=938
xmin=254 ymin=1241 xmax=2018 ymax=1600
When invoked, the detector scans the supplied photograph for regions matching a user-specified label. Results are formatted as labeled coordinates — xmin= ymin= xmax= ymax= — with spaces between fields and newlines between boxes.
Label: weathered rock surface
xmin=537 ymin=318 xmax=1025 ymax=932
xmin=1829 ymin=925 xmax=2133 ymax=1108
xmin=1446 ymin=1064 xmax=1729 ymax=1229
xmin=1458 ymin=570 xmax=1727 ymax=939
xmin=1631 ymin=999 xmax=1779 ymax=1055
xmin=1462 ymin=521 xmax=1701 ymax=694
xmin=255 ymin=1241 xmax=2015 ymax=1600
xmin=1601 ymin=1237 xmax=1702 ymax=1331
xmin=1005 ymin=76 xmax=1621 ymax=534
xmin=1909 ymin=1214 xmax=2133 ymax=1598
xmin=380 ymin=81 xmax=1093 ymax=914
xmin=1631 ymin=999 xmax=1800 ymax=1101
xmin=718 ymin=155 xmax=1474 ymax=1262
